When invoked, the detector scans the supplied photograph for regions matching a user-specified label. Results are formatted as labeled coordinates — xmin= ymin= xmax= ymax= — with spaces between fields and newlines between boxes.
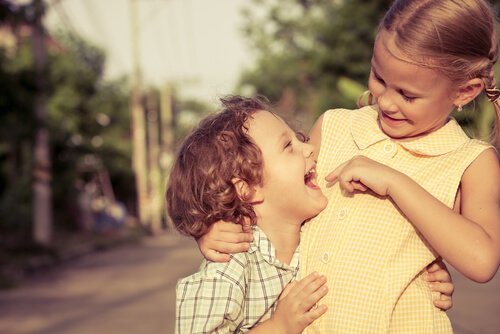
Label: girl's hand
xmin=270 ymin=272 xmax=328 ymax=334
xmin=196 ymin=220 xmax=253 ymax=262
xmin=326 ymin=155 xmax=401 ymax=196
xmin=424 ymin=259 xmax=455 ymax=311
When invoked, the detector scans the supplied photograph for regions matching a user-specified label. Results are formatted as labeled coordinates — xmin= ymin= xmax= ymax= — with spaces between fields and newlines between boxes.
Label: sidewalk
xmin=0 ymin=230 xmax=498 ymax=334
xmin=0 ymin=231 xmax=202 ymax=334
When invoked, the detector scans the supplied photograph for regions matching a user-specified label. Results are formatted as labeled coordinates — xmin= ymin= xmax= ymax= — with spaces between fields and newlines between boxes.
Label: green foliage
xmin=0 ymin=29 xmax=133 ymax=237
xmin=239 ymin=0 xmax=391 ymax=122
xmin=238 ymin=0 xmax=497 ymax=142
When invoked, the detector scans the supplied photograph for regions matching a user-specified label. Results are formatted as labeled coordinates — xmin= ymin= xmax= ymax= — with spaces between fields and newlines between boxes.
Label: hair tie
xmin=485 ymin=87 xmax=500 ymax=103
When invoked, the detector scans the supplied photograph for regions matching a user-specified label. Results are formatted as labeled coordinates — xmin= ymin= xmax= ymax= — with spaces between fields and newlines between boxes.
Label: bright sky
xmin=44 ymin=0 xmax=253 ymax=103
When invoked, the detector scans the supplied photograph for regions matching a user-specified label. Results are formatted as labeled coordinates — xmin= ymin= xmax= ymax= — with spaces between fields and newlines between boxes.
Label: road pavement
xmin=0 ymin=231 xmax=498 ymax=334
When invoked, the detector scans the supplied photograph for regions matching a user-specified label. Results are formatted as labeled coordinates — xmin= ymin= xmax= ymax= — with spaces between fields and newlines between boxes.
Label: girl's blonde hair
xmin=379 ymin=0 xmax=500 ymax=149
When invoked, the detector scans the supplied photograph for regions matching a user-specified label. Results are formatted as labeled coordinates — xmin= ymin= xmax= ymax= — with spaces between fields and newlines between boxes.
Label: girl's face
xmin=247 ymin=110 xmax=327 ymax=224
xmin=368 ymin=29 xmax=458 ymax=139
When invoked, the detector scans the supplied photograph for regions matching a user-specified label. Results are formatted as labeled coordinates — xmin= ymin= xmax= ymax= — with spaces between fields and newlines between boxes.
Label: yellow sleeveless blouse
xmin=300 ymin=106 xmax=492 ymax=333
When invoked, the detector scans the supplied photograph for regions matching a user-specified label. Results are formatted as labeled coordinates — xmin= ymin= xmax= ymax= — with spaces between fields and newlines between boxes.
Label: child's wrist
xmin=386 ymin=170 xmax=407 ymax=197
xmin=268 ymin=315 xmax=288 ymax=334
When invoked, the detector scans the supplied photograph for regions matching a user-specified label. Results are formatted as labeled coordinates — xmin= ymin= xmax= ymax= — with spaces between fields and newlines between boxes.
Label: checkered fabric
xmin=300 ymin=106 xmax=491 ymax=333
xmin=176 ymin=226 xmax=299 ymax=334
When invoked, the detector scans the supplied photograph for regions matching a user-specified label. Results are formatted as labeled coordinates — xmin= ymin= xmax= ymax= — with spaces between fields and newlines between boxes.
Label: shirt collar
xmin=351 ymin=106 xmax=470 ymax=156
xmin=248 ymin=226 xmax=300 ymax=270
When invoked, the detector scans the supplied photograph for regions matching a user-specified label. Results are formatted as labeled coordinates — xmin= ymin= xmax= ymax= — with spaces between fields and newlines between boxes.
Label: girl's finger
xmin=433 ymin=295 xmax=453 ymax=311
xmin=430 ymin=282 xmax=454 ymax=296
xmin=217 ymin=231 xmax=253 ymax=243
xmin=426 ymin=260 xmax=446 ymax=273
xmin=209 ymin=240 xmax=250 ymax=254
xmin=203 ymin=249 xmax=231 ymax=263
xmin=351 ymin=181 xmax=368 ymax=192
xmin=325 ymin=161 xmax=349 ymax=183
xmin=212 ymin=220 xmax=244 ymax=233
xmin=425 ymin=268 xmax=451 ymax=283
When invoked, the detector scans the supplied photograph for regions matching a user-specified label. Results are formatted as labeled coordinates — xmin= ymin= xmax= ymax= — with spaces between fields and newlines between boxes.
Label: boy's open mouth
xmin=304 ymin=167 xmax=320 ymax=189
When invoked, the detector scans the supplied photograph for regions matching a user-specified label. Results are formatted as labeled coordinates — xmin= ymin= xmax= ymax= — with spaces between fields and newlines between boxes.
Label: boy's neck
xmin=257 ymin=218 xmax=301 ymax=265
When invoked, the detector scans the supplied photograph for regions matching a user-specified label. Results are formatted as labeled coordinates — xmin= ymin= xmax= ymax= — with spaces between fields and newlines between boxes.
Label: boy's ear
xmin=453 ymin=78 xmax=484 ymax=107
xmin=232 ymin=178 xmax=264 ymax=203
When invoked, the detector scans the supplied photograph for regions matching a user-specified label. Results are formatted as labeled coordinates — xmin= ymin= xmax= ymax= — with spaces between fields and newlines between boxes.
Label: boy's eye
xmin=296 ymin=132 xmax=309 ymax=143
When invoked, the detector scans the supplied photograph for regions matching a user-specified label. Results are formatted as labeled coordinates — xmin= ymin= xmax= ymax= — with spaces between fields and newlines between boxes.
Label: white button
xmin=338 ymin=208 xmax=347 ymax=220
xmin=321 ymin=252 xmax=330 ymax=264
xmin=384 ymin=142 xmax=395 ymax=153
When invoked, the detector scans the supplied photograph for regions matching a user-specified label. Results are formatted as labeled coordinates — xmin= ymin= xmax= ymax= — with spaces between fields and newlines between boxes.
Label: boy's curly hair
xmin=166 ymin=95 xmax=269 ymax=238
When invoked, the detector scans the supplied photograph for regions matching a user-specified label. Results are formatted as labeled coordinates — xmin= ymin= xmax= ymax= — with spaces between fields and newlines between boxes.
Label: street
xmin=0 ymin=231 xmax=498 ymax=334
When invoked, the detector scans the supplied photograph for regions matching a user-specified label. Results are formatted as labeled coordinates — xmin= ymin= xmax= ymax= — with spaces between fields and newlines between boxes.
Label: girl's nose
xmin=377 ymin=91 xmax=398 ymax=113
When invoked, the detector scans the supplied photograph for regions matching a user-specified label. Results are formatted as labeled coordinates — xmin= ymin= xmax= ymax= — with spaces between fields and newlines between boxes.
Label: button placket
xmin=338 ymin=208 xmax=347 ymax=220
xmin=383 ymin=142 xmax=395 ymax=153
xmin=321 ymin=252 xmax=330 ymax=264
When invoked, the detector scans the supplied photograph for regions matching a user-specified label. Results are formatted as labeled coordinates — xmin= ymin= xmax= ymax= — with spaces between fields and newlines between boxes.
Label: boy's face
xmin=247 ymin=110 xmax=327 ymax=224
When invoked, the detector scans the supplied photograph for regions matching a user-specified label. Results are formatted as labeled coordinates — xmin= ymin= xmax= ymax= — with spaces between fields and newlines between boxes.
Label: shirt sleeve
xmin=175 ymin=272 xmax=246 ymax=334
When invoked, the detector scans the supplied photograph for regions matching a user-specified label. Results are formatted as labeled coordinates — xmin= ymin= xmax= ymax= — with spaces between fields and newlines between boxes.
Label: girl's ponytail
xmin=484 ymin=84 xmax=500 ymax=151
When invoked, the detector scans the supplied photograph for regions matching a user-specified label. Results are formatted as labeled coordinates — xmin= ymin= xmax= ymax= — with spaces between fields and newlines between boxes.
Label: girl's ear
xmin=453 ymin=78 xmax=484 ymax=107
xmin=232 ymin=178 xmax=264 ymax=203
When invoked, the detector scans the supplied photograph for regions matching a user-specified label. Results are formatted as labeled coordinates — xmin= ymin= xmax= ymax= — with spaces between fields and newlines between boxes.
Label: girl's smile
xmin=368 ymin=29 xmax=459 ymax=140
xmin=379 ymin=111 xmax=409 ymax=127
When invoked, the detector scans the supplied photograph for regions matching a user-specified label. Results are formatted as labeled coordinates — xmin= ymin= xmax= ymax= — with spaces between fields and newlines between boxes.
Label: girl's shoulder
xmin=322 ymin=105 xmax=376 ymax=122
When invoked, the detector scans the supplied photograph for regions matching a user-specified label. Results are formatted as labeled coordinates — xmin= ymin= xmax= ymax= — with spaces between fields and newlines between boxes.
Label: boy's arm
xmin=176 ymin=272 xmax=244 ymax=334
xmin=327 ymin=152 xmax=500 ymax=283
xmin=247 ymin=272 xmax=328 ymax=334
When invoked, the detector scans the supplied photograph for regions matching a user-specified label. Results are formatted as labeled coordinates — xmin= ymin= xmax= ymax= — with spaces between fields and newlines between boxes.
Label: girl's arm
xmin=328 ymin=151 xmax=500 ymax=282
xmin=196 ymin=221 xmax=253 ymax=262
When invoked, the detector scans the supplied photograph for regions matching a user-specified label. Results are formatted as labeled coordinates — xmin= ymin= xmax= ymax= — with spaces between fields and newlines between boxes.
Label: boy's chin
xmin=304 ymin=197 xmax=328 ymax=221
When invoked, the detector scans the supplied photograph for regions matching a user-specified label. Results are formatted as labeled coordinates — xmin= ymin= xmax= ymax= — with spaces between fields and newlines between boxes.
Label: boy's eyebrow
xmin=275 ymin=130 xmax=290 ymax=147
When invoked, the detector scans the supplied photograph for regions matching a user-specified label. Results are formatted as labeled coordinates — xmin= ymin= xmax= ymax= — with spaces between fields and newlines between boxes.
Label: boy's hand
xmin=270 ymin=272 xmax=328 ymax=334
xmin=196 ymin=220 xmax=253 ymax=262
xmin=326 ymin=155 xmax=401 ymax=196
xmin=424 ymin=259 xmax=455 ymax=311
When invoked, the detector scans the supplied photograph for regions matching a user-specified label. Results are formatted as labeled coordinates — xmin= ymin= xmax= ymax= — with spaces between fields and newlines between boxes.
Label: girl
xmin=198 ymin=0 xmax=499 ymax=332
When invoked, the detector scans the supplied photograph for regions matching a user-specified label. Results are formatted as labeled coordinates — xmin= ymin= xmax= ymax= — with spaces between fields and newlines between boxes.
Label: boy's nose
xmin=303 ymin=143 xmax=314 ymax=158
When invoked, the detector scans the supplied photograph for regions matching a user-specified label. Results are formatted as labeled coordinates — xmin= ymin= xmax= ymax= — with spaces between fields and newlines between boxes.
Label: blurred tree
xmin=238 ymin=0 xmax=391 ymax=126
xmin=0 ymin=21 xmax=133 ymax=247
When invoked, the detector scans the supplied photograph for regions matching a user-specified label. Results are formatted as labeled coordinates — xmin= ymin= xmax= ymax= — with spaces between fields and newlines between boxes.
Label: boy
xmin=167 ymin=95 xmax=329 ymax=333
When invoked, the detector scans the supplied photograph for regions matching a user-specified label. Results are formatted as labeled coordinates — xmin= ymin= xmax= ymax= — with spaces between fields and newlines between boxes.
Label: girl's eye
xmin=400 ymin=90 xmax=416 ymax=102
xmin=373 ymin=72 xmax=385 ymax=85
xmin=284 ymin=140 xmax=293 ymax=150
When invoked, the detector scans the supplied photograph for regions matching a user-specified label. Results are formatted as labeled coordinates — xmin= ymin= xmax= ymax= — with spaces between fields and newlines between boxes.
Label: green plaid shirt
xmin=176 ymin=226 xmax=300 ymax=333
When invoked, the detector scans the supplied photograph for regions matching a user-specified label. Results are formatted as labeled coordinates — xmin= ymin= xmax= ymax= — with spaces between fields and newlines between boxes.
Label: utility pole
xmin=32 ymin=0 xmax=53 ymax=246
xmin=146 ymin=90 xmax=162 ymax=232
xmin=160 ymin=83 xmax=174 ymax=227
xmin=129 ymin=0 xmax=150 ymax=229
